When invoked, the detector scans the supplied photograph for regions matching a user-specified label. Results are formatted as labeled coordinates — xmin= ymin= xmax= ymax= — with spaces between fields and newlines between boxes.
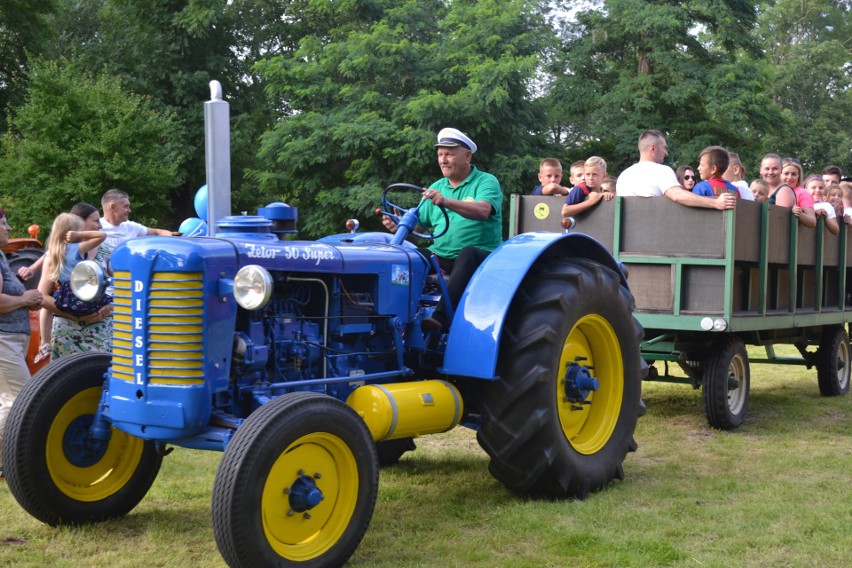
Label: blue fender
xmin=441 ymin=232 xmax=627 ymax=379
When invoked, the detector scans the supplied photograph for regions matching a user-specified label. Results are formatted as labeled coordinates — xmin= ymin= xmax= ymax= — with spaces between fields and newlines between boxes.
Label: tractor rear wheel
xmin=702 ymin=336 xmax=750 ymax=430
xmin=817 ymin=325 xmax=851 ymax=396
xmin=212 ymin=392 xmax=378 ymax=568
xmin=476 ymin=258 xmax=644 ymax=499
xmin=1 ymin=352 xmax=162 ymax=525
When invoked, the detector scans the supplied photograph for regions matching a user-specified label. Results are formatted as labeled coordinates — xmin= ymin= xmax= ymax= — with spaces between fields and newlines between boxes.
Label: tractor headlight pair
xmin=73 ymin=260 xmax=273 ymax=310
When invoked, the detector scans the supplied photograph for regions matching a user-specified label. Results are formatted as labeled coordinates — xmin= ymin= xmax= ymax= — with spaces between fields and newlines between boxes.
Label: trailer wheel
xmin=817 ymin=326 xmax=850 ymax=396
xmin=476 ymin=258 xmax=644 ymax=499
xmin=703 ymin=337 xmax=750 ymax=430
xmin=212 ymin=392 xmax=378 ymax=568
xmin=1 ymin=352 xmax=162 ymax=525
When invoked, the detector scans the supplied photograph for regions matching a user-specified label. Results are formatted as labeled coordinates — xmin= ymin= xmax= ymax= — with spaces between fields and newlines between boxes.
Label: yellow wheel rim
xmin=261 ymin=432 xmax=359 ymax=561
xmin=556 ymin=314 xmax=624 ymax=454
xmin=46 ymin=387 xmax=146 ymax=502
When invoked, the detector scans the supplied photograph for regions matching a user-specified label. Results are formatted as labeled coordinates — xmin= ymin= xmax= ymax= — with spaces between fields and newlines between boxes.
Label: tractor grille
xmin=111 ymin=270 xmax=205 ymax=385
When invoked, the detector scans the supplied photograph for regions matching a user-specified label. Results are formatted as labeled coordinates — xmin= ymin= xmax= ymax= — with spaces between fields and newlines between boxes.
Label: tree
xmin=545 ymin=0 xmax=780 ymax=174
xmin=0 ymin=0 xmax=58 ymax=132
xmin=755 ymin=0 xmax=852 ymax=174
xmin=252 ymin=0 xmax=554 ymax=238
xmin=0 ymin=58 xmax=182 ymax=234
xmin=46 ymin=0 xmax=276 ymax=223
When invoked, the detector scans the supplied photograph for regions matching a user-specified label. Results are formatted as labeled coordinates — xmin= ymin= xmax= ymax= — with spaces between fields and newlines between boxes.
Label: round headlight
xmin=234 ymin=265 xmax=273 ymax=310
xmin=70 ymin=260 xmax=106 ymax=302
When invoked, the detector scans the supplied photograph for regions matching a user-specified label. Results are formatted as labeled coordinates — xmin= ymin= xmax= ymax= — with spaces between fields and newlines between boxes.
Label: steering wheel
xmin=381 ymin=183 xmax=450 ymax=240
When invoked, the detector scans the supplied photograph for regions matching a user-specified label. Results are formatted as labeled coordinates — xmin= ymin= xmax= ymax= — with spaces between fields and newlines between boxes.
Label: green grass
xmin=2 ymin=348 xmax=850 ymax=567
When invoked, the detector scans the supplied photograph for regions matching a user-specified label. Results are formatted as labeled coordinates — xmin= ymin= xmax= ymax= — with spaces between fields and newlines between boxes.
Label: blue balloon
xmin=194 ymin=184 xmax=208 ymax=220
xmin=179 ymin=217 xmax=208 ymax=237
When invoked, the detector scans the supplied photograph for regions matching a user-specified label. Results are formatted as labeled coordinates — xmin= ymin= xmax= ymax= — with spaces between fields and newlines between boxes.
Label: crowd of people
xmin=380 ymin=126 xmax=850 ymax=335
xmin=532 ymin=130 xmax=850 ymax=228
xmin=0 ymin=189 xmax=170 ymax=478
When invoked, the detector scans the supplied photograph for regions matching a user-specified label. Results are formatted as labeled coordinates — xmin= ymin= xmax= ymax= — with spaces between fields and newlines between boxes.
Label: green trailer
xmin=511 ymin=195 xmax=851 ymax=429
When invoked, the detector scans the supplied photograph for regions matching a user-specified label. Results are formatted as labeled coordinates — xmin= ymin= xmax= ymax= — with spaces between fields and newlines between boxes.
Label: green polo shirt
xmin=420 ymin=166 xmax=503 ymax=259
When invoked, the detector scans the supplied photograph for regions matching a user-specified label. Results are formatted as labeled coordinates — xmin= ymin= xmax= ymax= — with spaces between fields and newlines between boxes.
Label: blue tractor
xmin=2 ymin=84 xmax=645 ymax=567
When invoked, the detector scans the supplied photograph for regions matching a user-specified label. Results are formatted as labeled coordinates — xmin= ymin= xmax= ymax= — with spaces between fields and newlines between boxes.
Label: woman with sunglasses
xmin=676 ymin=165 xmax=697 ymax=191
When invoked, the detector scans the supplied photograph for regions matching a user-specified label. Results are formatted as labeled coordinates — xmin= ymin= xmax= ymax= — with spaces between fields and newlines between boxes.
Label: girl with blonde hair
xmin=36 ymin=211 xmax=111 ymax=361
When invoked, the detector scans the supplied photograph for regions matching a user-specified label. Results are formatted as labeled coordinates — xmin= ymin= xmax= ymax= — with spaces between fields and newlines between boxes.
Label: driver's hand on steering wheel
xmin=382 ymin=214 xmax=398 ymax=233
xmin=422 ymin=188 xmax=445 ymax=207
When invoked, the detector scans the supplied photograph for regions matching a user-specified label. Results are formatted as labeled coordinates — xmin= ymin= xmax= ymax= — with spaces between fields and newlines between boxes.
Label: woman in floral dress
xmin=39 ymin=203 xmax=113 ymax=360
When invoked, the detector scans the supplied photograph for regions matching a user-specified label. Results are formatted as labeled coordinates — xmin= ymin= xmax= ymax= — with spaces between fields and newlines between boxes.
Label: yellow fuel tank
xmin=346 ymin=380 xmax=463 ymax=442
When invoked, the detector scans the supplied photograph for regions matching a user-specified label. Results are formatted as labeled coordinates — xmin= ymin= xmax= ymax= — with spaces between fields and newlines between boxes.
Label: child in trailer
xmin=750 ymin=179 xmax=770 ymax=203
xmin=691 ymin=146 xmax=741 ymax=198
xmin=803 ymin=175 xmax=839 ymax=235
xmin=561 ymin=156 xmax=615 ymax=218
xmin=531 ymin=158 xmax=569 ymax=196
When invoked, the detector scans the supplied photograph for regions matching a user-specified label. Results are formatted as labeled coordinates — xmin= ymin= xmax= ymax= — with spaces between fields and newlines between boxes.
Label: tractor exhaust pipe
xmin=204 ymin=80 xmax=232 ymax=236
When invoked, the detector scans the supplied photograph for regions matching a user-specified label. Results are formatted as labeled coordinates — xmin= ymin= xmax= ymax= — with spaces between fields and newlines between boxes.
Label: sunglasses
xmin=683 ymin=175 xmax=696 ymax=180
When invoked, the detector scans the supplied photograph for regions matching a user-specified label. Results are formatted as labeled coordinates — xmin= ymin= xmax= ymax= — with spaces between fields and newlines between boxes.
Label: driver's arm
xmin=422 ymin=189 xmax=495 ymax=221
xmin=383 ymin=212 xmax=431 ymax=236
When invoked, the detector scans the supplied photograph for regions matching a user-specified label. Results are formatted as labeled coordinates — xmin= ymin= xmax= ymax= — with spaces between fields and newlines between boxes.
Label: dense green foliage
xmin=0 ymin=59 xmax=181 ymax=231
xmin=252 ymin=0 xmax=553 ymax=236
xmin=0 ymin=0 xmax=849 ymax=236
xmin=0 ymin=0 xmax=57 ymax=129
xmin=42 ymin=0 xmax=275 ymax=220
xmin=547 ymin=0 xmax=779 ymax=172
xmin=756 ymin=0 xmax=852 ymax=173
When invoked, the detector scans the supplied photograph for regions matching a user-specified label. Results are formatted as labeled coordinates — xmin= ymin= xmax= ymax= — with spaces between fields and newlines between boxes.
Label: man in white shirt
xmin=100 ymin=188 xmax=173 ymax=251
xmin=616 ymin=130 xmax=736 ymax=210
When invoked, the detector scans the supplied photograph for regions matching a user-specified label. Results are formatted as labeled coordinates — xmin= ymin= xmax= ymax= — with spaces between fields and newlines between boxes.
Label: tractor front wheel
xmin=1 ymin=352 xmax=162 ymax=525
xmin=212 ymin=392 xmax=378 ymax=568
xmin=476 ymin=258 xmax=644 ymax=499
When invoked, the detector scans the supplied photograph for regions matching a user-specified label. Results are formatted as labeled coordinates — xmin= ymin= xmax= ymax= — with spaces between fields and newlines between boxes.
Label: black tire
xmin=7 ymin=247 xmax=44 ymax=290
xmin=376 ymin=437 xmax=416 ymax=467
xmin=476 ymin=258 xmax=645 ymax=499
xmin=817 ymin=326 xmax=851 ymax=396
xmin=212 ymin=392 xmax=378 ymax=568
xmin=1 ymin=352 xmax=163 ymax=525
xmin=702 ymin=336 xmax=750 ymax=430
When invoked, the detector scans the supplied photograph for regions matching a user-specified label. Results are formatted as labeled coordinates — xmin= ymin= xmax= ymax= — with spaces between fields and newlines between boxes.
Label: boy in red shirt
xmin=692 ymin=146 xmax=741 ymax=197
